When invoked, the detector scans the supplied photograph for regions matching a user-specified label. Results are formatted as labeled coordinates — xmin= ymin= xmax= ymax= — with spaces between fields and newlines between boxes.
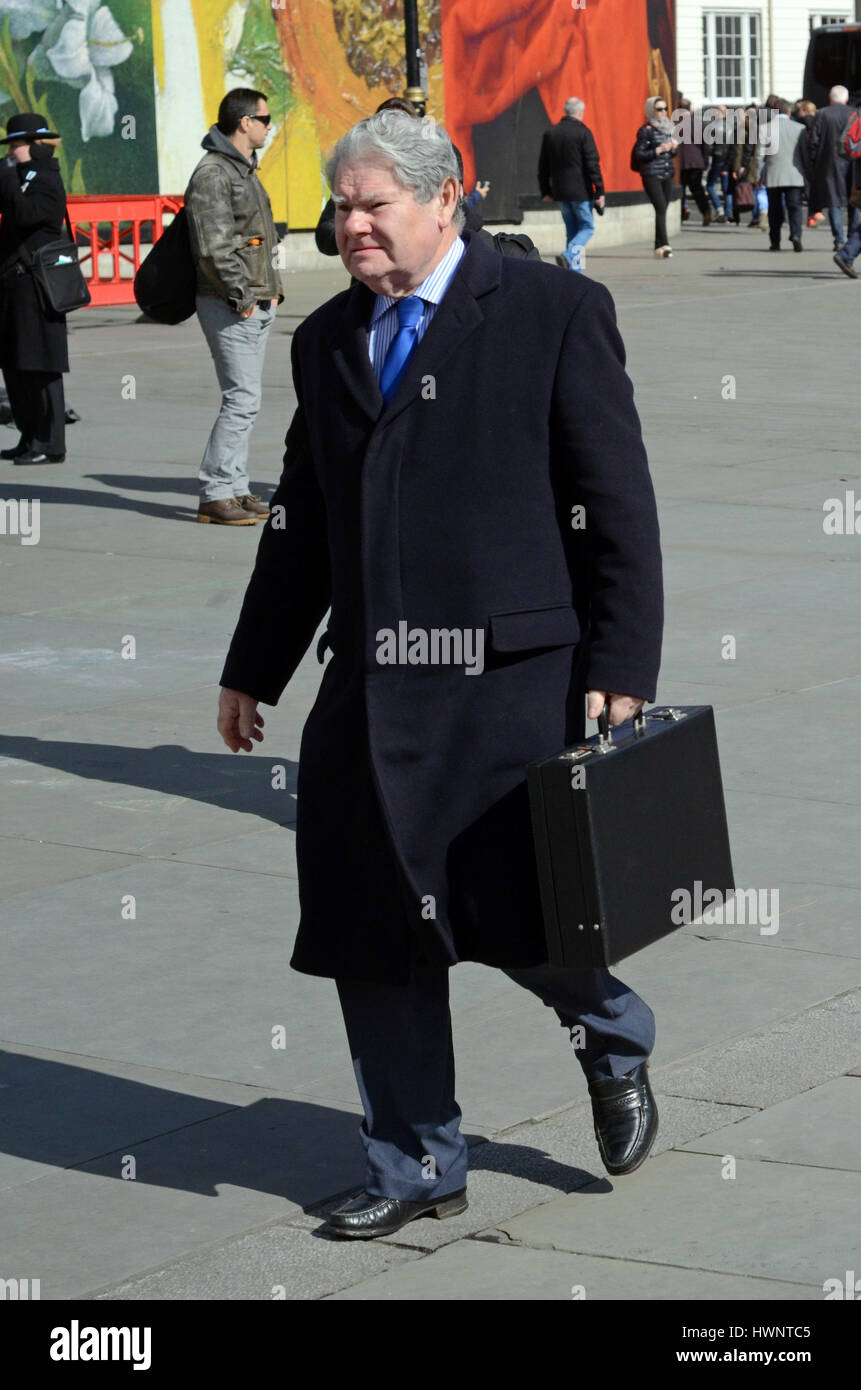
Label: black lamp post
xmin=403 ymin=0 xmax=426 ymax=114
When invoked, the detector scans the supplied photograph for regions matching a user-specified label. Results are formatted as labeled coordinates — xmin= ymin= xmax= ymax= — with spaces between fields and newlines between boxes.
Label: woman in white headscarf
xmin=632 ymin=95 xmax=679 ymax=258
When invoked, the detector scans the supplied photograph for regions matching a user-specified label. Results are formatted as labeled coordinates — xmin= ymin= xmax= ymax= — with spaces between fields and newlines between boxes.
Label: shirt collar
xmin=370 ymin=235 xmax=466 ymax=325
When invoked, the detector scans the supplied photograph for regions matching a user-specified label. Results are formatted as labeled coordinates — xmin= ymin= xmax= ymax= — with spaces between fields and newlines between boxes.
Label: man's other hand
xmin=596 ymin=195 xmax=606 ymax=209
xmin=542 ymin=193 xmax=554 ymax=202
xmin=218 ymin=687 xmax=265 ymax=751
xmin=587 ymin=690 xmax=645 ymax=727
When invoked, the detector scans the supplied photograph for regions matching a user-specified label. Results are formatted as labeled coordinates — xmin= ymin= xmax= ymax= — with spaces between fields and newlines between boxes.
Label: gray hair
xmin=564 ymin=96 xmax=585 ymax=118
xmin=326 ymin=111 xmax=465 ymax=230
xmin=830 ymin=84 xmax=849 ymax=103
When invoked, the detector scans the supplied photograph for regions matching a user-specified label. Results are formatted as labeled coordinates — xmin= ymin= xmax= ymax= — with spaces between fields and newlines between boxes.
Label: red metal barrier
xmin=67 ymin=194 xmax=184 ymax=307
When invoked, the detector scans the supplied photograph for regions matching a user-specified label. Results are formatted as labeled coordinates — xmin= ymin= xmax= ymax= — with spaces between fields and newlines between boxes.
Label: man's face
xmin=244 ymin=99 xmax=270 ymax=152
xmin=333 ymin=157 xmax=458 ymax=296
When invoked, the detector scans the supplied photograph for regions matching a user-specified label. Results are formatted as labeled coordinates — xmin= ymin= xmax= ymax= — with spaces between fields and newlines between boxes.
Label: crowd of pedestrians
xmin=539 ymin=85 xmax=861 ymax=269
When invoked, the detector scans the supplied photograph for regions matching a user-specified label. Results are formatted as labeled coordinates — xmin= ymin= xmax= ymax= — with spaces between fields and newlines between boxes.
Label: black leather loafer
xmin=588 ymin=1061 xmax=658 ymax=1176
xmin=12 ymin=450 xmax=64 ymax=465
xmin=325 ymin=1187 xmax=468 ymax=1239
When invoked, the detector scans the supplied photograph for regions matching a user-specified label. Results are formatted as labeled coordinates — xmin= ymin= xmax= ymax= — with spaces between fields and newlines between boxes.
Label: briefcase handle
xmin=597 ymin=706 xmax=648 ymax=746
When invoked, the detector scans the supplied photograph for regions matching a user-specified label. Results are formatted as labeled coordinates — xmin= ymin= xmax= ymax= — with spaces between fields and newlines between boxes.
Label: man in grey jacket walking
xmin=759 ymin=98 xmax=806 ymax=253
xmin=185 ymin=89 xmax=283 ymax=526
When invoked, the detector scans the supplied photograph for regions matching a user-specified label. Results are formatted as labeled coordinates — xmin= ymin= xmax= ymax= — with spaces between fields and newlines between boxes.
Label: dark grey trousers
xmin=335 ymin=961 xmax=655 ymax=1201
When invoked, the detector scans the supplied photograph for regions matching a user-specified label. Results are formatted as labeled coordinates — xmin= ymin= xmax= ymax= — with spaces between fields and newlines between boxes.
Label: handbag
xmin=527 ymin=705 xmax=735 ymax=967
xmin=25 ymin=207 xmax=91 ymax=313
xmin=133 ymin=206 xmax=197 ymax=324
xmin=734 ymin=179 xmax=755 ymax=209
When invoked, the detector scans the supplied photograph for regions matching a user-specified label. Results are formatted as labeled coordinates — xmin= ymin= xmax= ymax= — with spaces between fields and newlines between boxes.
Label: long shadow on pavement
xmin=0 ymin=1049 xmax=607 ymax=1223
xmin=0 ymin=734 xmax=298 ymax=823
xmin=0 ymin=480 xmax=196 ymax=523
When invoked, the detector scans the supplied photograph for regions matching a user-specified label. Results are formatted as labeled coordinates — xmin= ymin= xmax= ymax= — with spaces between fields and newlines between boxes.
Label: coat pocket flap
xmin=488 ymin=605 xmax=581 ymax=652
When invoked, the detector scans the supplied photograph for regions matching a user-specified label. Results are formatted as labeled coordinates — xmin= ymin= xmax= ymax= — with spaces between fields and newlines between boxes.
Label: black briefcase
xmin=527 ymin=705 xmax=734 ymax=967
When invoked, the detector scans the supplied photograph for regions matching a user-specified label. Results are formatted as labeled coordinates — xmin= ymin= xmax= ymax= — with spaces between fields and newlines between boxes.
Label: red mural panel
xmin=442 ymin=0 xmax=675 ymax=196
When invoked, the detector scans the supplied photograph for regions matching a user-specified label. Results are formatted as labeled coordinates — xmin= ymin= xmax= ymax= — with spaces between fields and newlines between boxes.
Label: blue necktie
xmin=379 ymin=295 xmax=424 ymax=402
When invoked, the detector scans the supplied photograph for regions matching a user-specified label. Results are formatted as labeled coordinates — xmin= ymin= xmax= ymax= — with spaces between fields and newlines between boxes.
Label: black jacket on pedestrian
xmin=0 ymin=144 xmax=69 ymax=373
xmin=808 ymin=102 xmax=856 ymax=213
xmin=677 ymin=120 xmax=707 ymax=172
xmin=315 ymin=196 xmax=337 ymax=255
xmin=633 ymin=123 xmax=676 ymax=180
xmin=220 ymin=228 xmax=662 ymax=984
xmin=538 ymin=116 xmax=604 ymax=201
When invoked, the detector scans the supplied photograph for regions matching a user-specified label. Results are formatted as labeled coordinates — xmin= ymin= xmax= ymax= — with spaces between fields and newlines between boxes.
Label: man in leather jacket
xmin=185 ymin=89 xmax=284 ymax=526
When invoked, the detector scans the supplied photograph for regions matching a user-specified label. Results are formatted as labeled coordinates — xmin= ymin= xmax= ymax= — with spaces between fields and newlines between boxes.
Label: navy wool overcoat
xmin=220 ymin=228 xmax=663 ymax=984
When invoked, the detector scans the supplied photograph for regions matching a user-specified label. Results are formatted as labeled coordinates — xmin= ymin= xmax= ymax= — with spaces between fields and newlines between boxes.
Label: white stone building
xmin=675 ymin=1 xmax=858 ymax=107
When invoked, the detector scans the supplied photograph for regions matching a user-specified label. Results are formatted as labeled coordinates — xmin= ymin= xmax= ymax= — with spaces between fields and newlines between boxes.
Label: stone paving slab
xmin=0 ymin=837 xmax=139 ymax=902
xmin=657 ymin=989 xmax=861 ymax=1109
xmin=720 ymin=790 xmax=861 ymax=894
xmin=326 ymin=1239 xmax=821 ymax=1302
xmin=484 ymin=1150 xmax=861 ymax=1287
xmin=0 ymin=861 xmax=305 ymax=1079
xmin=0 ymin=1047 xmax=237 ymax=1191
xmin=0 ymin=551 xmax=251 ymax=620
xmin=0 ymin=1094 xmax=368 ymax=1299
xmin=607 ymin=933 xmax=861 ymax=1075
xmin=682 ymin=882 xmax=861 ymax=961
xmin=83 ymin=1093 xmax=756 ymax=1299
xmin=91 ymin=1219 xmax=425 ymax=1302
xmin=0 ymin=721 xmax=297 ymax=850
xmin=680 ymin=1077 xmax=861 ymax=1172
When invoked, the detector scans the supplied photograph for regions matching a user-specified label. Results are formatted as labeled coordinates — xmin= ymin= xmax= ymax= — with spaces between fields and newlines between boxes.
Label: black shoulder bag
xmin=26 ymin=206 xmax=92 ymax=314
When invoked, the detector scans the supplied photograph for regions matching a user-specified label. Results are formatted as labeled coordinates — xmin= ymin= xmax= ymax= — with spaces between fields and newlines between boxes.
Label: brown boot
xmin=234 ymin=492 xmax=270 ymax=519
xmin=197 ymin=497 xmax=258 ymax=525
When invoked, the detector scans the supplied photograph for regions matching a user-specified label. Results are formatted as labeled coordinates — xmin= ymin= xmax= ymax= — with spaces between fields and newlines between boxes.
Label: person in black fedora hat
xmin=0 ymin=112 xmax=69 ymax=464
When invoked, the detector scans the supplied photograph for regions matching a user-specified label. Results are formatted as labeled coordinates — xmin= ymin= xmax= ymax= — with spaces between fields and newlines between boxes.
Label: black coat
xmin=0 ymin=146 xmax=69 ymax=374
xmin=808 ymin=102 xmax=855 ymax=213
xmin=538 ymin=116 xmax=605 ymax=201
xmin=634 ymin=123 xmax=676 ymax=180
xmin=677 ymin=112 xmax=707 ymax=172
xmin=221 ymin=229 xmax=663 ymax=984
xmin=314 ymin=196 xmax=337 ymax=255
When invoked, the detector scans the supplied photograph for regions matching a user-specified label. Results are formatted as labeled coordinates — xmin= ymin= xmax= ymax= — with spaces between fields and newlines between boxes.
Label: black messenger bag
xmin=27 ymin=207 xmax=91 ymax=313
xmin=527 ymin=705 xmax=734 ymax=968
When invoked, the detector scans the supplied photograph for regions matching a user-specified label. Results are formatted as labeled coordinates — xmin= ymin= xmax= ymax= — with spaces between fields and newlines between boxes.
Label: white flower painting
xmin=13 ymin=0 xmax=134 ymax=141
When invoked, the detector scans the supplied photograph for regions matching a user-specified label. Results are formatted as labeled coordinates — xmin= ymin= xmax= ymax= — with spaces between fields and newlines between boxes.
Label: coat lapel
xmin=378 ymin=230 xmax=502 ymax=427
xmin=331 ymin=278 xmax=384 ymax=422
xmin=329 ymin=230 xmax=502 ymax=428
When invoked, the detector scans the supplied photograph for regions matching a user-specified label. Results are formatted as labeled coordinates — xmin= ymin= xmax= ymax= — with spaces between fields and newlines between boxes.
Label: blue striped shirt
xmin=367 ymin=235 xmax=466 ymax=380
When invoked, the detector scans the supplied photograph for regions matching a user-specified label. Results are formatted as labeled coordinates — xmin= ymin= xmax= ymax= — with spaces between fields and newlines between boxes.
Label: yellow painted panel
xmin=189 ymin=0 xmax=237 ymax=126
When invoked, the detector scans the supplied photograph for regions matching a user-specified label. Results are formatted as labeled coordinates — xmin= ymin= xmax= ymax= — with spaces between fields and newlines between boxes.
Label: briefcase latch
xmin=645 ymin=707 xmax=685 ymax=722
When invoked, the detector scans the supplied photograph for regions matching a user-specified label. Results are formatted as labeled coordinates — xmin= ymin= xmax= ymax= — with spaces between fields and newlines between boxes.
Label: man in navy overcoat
xmin=218 ymin=110 xmax=664 ymax=1239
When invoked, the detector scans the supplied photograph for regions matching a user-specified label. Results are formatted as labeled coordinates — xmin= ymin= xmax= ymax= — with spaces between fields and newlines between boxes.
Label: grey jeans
xmin=196 ymin=293 xmax=275 ymax=500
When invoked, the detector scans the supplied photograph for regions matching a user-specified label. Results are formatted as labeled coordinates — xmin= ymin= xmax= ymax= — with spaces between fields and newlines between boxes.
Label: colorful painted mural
xmin=0 ymin=0 xmax=674 ymax=223
xmin=0 ymin=0 xmax=158 ymax=194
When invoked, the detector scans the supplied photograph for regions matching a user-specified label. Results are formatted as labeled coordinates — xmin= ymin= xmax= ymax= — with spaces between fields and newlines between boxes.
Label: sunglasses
xmin=247 ymin=113 xmax=271 ymax=126
xmin=655 ymin=105 xmax=668 ymax=112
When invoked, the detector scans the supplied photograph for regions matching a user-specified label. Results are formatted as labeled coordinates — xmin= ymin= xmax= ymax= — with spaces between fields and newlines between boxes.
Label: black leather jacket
xmin=185 ymin=126 xmax=281 ymax=314
xmin=634 ymin=123 xmax=676 ymax=180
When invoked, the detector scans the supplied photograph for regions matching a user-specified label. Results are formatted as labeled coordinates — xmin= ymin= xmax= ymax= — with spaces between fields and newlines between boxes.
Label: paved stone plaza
xmin=1 ymin=219 xmax=859 ymax=1300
